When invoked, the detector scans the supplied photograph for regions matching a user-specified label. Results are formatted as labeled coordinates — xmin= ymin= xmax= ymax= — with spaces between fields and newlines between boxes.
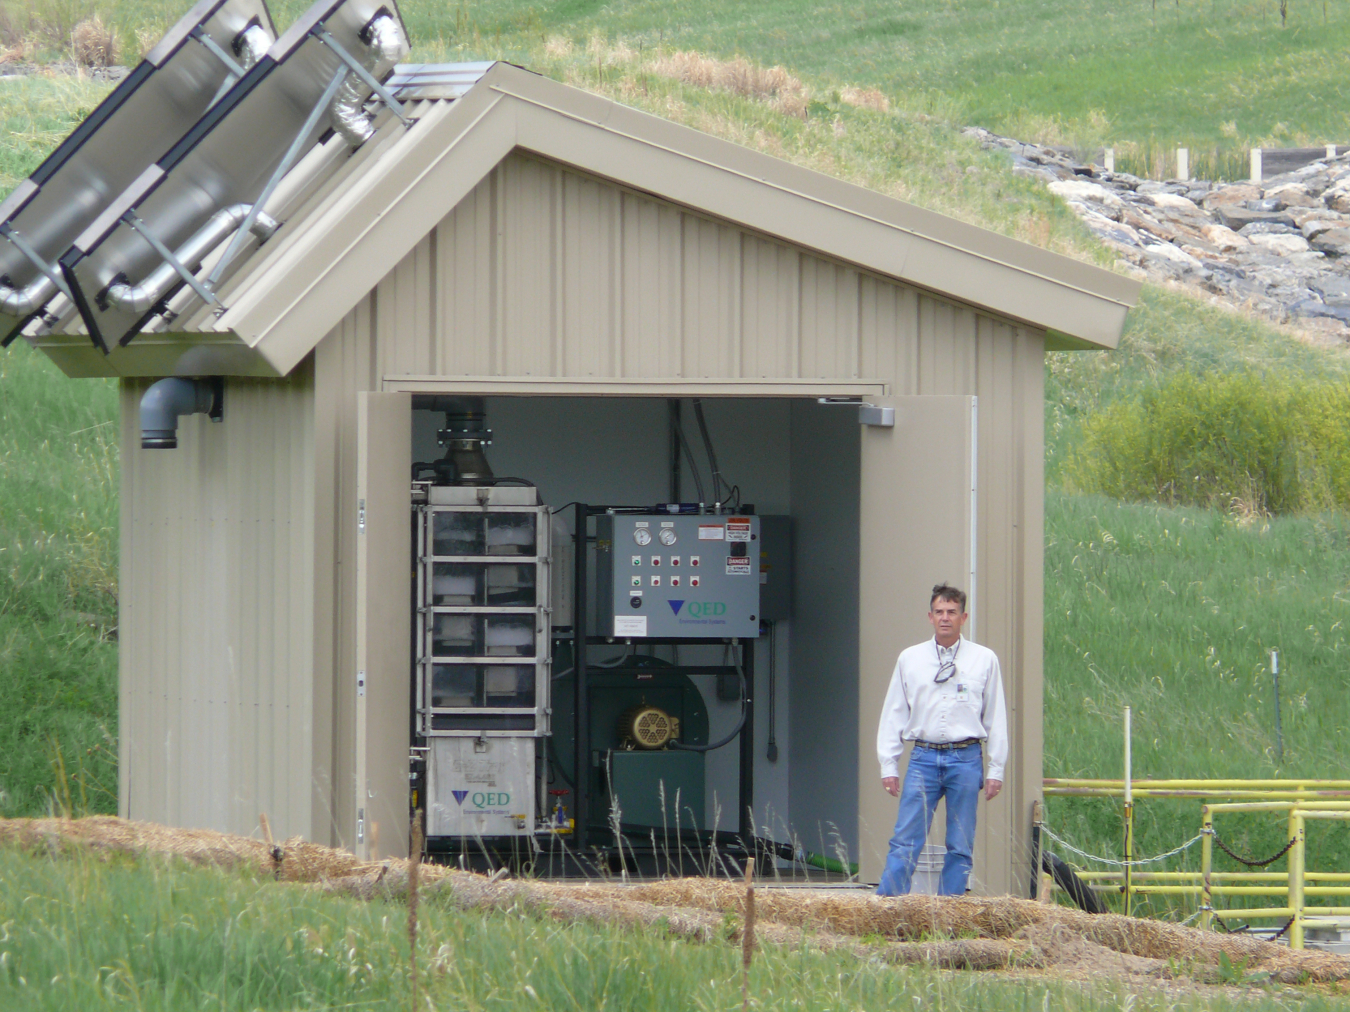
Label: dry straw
xmin=647 ymin=51 xmax=809 ymax=119
xmin=5 ymin=816 xmax=1350 ymax=985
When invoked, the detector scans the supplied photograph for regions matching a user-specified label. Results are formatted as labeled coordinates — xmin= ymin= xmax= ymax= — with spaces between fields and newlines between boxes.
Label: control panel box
xmin=597 ymin=514 xmax=760 ymax=638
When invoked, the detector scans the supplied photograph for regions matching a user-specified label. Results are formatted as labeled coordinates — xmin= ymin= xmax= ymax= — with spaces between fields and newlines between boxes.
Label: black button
xmin=630 ymin=597 xmax=643 ymax=609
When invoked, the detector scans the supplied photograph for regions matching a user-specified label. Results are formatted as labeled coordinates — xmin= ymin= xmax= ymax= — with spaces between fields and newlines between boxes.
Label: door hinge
xmin=358 ymin=498 xmax=366 ymax=533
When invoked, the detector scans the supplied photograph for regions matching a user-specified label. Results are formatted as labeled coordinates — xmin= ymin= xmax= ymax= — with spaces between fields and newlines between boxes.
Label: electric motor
xmin=618 ymin=704 xmax=680 ymax=750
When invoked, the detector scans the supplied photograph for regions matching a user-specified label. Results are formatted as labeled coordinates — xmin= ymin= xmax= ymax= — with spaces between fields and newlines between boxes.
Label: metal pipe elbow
xmin=328 ymin=14 xmax=405 ymax=148
xmin=105 ymin=204 xmax=277 ymax=315
xmin=234 ymin=23 xmax=271 ymax=70
xmin=0 ymin=273 xmax=56 ymax=317
xmin=140 ymin=377 xmax=222 ymax=449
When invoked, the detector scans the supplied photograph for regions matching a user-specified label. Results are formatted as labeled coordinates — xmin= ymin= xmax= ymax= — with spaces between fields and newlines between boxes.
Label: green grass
xmin=402 ymin=0 xmax=1350 ymax=166
xmin=1042 ymin=491 xmax=1350 ymax=917
xmin=0 ymin=344 xmax=118 ymax=819
xmin=0 ymin=842 xmax=1336 ymax=1010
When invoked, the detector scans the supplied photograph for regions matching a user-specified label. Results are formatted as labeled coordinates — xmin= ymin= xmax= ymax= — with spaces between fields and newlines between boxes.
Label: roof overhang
xmin=33 ymin=62 xmax=1138 ymax=377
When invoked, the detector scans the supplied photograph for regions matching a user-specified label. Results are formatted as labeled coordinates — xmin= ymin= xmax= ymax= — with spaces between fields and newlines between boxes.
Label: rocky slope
xmin=966 ymin=127 xmax=1350 ymax=340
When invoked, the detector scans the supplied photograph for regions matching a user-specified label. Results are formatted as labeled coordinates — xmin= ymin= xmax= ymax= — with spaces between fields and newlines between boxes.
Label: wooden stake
xmin=742 ymin=856 xmax=755 ymax=1011
xmin=409 ymin=811 xmax=424 ymax=1012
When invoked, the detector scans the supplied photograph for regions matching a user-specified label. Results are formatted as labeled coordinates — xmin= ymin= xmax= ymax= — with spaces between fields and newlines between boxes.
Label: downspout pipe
xmin=140 ymin=377 xmax=223 ymax=449
xmin=104 ymin=205 xmax=277 ymax=314
xmin=328 ymin=14 xmax=405 ymax=147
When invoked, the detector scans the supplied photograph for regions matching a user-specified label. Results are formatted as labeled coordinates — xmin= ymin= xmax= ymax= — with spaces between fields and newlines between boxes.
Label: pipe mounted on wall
xmin=140 ymin=377 xmax=223 ymax=449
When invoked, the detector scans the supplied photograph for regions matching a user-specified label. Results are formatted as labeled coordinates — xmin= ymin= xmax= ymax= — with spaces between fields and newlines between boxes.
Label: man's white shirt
xmin=876 ymin=635 xmax=1008 ymax=782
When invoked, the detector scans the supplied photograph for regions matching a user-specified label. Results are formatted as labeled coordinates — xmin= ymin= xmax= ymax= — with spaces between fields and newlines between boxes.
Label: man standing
xmin=875 ymin=583 xmax=1007 ymax=896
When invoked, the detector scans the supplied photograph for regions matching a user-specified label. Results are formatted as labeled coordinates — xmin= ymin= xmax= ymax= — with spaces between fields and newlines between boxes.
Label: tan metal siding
xmin=312 ymin=150 xmax=1045 ymax=891
xmin=119 ymin=368 xmax=316 ymax=840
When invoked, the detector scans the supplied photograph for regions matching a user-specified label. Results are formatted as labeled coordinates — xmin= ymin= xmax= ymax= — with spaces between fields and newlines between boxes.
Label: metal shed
xmin=14 ymin=45 xmax=1137 ymax=892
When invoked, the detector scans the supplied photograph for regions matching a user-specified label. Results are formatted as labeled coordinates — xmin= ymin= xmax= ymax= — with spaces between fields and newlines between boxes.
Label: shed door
xmin=355 ymin=392 xmax=412 ymax=859
xmin=857 ymin=395 xmax=977 ymax=884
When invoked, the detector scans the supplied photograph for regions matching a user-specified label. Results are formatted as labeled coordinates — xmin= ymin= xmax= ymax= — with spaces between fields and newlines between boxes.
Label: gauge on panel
xmin=658 ymin=528 xmax=678 ymax=546
xmin=633 ymin=528 xmax=652 ymax=546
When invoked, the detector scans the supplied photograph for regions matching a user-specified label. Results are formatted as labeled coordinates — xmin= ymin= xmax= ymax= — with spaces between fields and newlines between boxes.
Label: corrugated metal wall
xmin=119 ymin=367 xmax=317 ymax=840
xmin=309 ymin=151 xmax=1044 ymax=890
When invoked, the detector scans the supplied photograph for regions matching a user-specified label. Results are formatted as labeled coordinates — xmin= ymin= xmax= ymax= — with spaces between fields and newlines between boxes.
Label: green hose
xmin=804 ymin=852 xmax=859 ymax=876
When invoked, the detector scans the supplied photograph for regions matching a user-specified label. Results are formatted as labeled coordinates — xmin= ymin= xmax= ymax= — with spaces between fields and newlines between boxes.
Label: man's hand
xmin=984 ymin=779 xmax=1002 ymax=802
xmin=882 ymin=777 xmax=900 ymax=797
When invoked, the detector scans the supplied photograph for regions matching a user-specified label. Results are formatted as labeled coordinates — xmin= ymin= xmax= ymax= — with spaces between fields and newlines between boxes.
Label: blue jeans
xmin=876 ymin=743 xmax=983 ymax=896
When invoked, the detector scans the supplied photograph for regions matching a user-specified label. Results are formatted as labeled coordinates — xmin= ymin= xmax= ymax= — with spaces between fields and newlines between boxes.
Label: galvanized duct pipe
xmin=234 ymin=23 xmax=270 ymax=69
xmin=105 ymin=204 xmax=278 ymax=314
xmin=140 ymin=377 xmax=222 ymax=449
xmin=328 ymin=14 xmax=404 ymax=147
xmin=0 ymin=271 xmax=57 ymax=317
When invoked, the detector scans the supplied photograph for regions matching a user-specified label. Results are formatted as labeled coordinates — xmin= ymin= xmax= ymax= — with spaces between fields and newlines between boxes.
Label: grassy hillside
xmin=10 ymin=0 xmax=1350 ymax=172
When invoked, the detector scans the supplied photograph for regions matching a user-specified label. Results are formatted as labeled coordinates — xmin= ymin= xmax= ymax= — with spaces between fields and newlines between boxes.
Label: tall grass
xmin=0 ymin=344 xmax=118 ymax=818
xmin=1043 ymin=491 xmax=1350 ymax=915
xmin=0 ymin=843 xmax=1340 ymax=1009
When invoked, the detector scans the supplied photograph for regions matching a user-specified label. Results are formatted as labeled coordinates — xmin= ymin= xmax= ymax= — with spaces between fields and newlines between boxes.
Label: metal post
xmin=1200 ymin=805 xmax=1213 ymax=930
xmin=1271 ymin=649 xmax=1283 ymax=763
xmin=573 ymin=504 xmax=589 ymax=855
xmin=667 ymin=399 xmax=681 ymax=502
xmin=1290 ymin=809 xmax=1305 ymax=948
xmin=1124 ymin=705 xmax=1133 ymax=916
xmin=739 ymin=637 xmax=755 ymax=845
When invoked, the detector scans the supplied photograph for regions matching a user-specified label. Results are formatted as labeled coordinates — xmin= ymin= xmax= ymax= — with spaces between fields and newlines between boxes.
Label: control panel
xmin=596 ymin=514 xmax=760 ymax=638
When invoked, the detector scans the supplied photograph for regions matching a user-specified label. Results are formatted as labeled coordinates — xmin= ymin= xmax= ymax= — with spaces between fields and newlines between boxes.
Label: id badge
xmin=955 ymin=683 xmax=971 ymax=703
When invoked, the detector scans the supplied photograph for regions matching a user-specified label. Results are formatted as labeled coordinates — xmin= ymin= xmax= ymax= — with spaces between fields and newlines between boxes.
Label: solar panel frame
xmin=60 ymin=0 xmax=410 ymax=352
xmin=0 ymin=0 xmax=278 ymax=346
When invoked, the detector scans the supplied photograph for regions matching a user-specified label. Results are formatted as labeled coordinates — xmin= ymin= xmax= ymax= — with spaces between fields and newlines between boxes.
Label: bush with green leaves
xmin=1065 ymin=372 xmax=1350 ymax=514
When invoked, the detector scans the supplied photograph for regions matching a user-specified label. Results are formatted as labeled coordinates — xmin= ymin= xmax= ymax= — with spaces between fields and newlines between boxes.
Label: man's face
xmin=928 ymin=597 xmax=967 ymax=645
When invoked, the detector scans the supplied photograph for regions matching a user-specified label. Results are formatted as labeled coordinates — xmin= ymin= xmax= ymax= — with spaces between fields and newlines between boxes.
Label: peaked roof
xmin=33 ymin=62 xmax=1139 ymax=377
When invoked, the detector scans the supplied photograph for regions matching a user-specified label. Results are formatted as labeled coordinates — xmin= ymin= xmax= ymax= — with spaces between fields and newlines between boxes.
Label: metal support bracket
xmin=0 ymin=224 xmax=72 ymax=301
xmin=205 ymin=64 xmax=350 ymax=292
xmin=311 ymin=23 xmax=412 ymax=127
xmin=190 ymin=26 xmax=245 ymax=78
xmin=816 ymin=396 xmax=895 ymax=427
xmin=121 ymin=211 xmax=221 ymax=308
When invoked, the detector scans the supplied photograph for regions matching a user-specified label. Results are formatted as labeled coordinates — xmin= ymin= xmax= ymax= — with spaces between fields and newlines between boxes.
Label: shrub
xmin=1065 ymin=372 xmax=1350 ymax=514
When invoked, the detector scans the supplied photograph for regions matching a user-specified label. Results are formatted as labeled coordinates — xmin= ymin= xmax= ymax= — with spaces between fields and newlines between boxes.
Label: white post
xmin=1176 ymin=147 xmax=1189 ymax=182
xmin=1104 ymin=146 xmax=1115 ymax=173
xmin=1251 ymin=148 xmax=1263 ymax=184
xmin=1124 ymin=706 xmax=1132 ymax=805
xmin=1328 ymin=144 xmax=1338 ymax=161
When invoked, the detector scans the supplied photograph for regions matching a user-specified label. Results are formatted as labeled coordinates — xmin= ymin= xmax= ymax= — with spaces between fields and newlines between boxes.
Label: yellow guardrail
xmin=1041 ymin=779 xmax=1350 ymax=948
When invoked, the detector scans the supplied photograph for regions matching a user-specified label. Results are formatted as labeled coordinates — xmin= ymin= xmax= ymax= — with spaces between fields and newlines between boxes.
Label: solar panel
xmin=60 ymin=0 xmax=411 ymax=352
xmin=0 ymin=0 xmax=277 ymax=345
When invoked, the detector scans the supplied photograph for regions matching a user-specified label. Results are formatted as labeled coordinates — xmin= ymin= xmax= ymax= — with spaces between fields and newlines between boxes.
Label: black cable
xmin=671 ymin=407 xmax=707 ymax=505
xmin=670 ymin=651 xmax=747 ymax=752
xmin=692 ymin=398 xmax=730 ymax=505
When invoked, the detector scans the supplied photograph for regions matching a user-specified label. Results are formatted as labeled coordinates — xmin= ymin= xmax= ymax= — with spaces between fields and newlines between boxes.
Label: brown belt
xmin=910 ymin=738 xmax=981 ymax=750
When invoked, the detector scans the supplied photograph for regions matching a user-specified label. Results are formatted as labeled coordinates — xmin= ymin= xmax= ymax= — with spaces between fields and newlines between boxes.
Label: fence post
xmin=1289 ymin=809 xmax=1305 ymax=949
xmin=1328 ymin=144 xmax=1337 ymax=161
xmin=1104 ymin=147 xmax=1115 ymax=173
xmin=1251 ymin=148 xmax=1263 ymax=184
xmin=1177 ymin=147 xmax=1189 ymax=182
xmin=1200 ymin=805 xmax=1213 ymax=931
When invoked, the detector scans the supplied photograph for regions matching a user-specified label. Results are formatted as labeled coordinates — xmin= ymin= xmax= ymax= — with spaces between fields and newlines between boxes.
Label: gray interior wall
xmin=787 ymin=400 xmax=862 ymax=862
xmin=411 ymin=396 xmax=800 ymax=832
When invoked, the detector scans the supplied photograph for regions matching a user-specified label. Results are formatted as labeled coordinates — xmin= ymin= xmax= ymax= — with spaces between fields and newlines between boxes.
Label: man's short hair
xmin=930 ymin=583 xmax=967 ymax=613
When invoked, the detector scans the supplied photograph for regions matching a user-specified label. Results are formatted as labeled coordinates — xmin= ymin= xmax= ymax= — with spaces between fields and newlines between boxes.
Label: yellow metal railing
xmin=1042 ymin=779 xmax=1350 ymax=948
